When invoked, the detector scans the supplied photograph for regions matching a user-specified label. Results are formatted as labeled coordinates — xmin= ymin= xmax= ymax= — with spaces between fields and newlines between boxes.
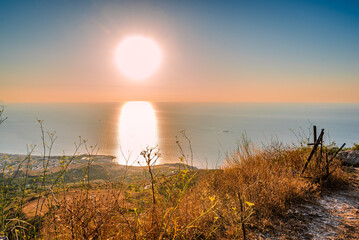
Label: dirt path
xmin=291 ymin=168 xmax=359 ymax=239
xmin=258 ymin=168 xmax=359 ymax=239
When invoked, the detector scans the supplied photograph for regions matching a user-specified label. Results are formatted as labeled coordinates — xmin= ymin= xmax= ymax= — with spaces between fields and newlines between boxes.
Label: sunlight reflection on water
xmin=116 ymin=101 xmax=159 ymax=166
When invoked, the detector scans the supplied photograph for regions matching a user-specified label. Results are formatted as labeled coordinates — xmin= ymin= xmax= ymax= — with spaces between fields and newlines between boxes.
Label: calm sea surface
xmin=1 ymin=102 xmax=359 ymax=168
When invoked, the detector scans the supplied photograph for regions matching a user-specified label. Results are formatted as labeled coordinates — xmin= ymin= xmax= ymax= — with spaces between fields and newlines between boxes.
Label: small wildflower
xmin=245 ymin=201 xmax=255 ymax=207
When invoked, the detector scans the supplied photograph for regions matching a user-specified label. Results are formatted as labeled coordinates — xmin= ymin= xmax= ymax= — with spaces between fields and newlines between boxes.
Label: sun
xmin=116 ymin=35 xmax=162 ymax=80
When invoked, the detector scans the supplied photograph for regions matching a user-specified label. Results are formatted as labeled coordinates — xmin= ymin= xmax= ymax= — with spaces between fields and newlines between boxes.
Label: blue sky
xmin=0 ymin=0 xmax=358 ymax=102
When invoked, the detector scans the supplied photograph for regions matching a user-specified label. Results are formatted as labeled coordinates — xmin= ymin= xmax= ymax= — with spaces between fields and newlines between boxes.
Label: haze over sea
xmin=1 ymin=102 xmax=359 ymax=168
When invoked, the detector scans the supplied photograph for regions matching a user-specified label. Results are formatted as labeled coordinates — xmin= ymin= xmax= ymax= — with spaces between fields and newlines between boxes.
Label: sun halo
xmin=115 ymin=35 xmax=162 ymax=80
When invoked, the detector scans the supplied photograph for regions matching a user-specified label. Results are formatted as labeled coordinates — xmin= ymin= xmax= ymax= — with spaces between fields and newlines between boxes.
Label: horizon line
xmin=1 ymin=100 xmax=359 ymax=104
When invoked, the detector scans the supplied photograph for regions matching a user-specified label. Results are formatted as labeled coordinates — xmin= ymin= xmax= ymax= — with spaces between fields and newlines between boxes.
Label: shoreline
xmin=0 ymin=152 xmax=198 ymax=173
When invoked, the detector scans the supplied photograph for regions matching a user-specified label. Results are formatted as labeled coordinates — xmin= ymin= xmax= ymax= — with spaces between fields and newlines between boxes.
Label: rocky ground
xmin=339 ymin=150 xmax=359 ymax=167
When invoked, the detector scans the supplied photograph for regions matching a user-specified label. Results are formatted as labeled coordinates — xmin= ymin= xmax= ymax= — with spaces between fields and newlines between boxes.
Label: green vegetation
xmin=352 ymin=143 xmax=359 ymax=151
xmin=0 ymin=109 xmax=352 ymax=239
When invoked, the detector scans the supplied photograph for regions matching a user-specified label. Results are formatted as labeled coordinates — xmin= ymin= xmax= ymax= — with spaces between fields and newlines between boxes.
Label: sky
xmin=0 ymin=0 xmax=358 ymax=103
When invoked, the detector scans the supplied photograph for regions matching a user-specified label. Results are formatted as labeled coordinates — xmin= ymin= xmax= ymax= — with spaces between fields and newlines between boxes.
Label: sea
xmin=1 ymin=102 xmax=359 ymax=168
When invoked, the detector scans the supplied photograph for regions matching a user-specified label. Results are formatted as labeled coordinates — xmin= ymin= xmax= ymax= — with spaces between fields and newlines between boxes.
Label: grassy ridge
xmin=7 ymin=142 xmax=347 ymax=239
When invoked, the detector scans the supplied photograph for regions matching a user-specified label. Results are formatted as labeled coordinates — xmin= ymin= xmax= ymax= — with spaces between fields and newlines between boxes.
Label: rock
xmin=338 ymin=150 xmax=359 ymax=167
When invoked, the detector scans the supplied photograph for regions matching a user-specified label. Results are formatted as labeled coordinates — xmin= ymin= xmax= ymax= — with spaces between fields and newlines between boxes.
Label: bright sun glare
xmin=116 ymin=35 xmax=162 ymax=80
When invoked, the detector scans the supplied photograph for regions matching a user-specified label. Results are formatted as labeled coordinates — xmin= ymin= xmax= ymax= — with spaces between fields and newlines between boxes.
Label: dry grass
xmin=208 ymin=141 xmax=349 ymax=238
xmin=41 ymin=172 xmax=218 ymax=239
xmin=37 ymin=141 xmax=350 ymax=239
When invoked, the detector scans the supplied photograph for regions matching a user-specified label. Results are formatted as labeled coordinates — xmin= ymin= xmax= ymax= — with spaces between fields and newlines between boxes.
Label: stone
xmin=338 ymin=150 xmax=359 ymax=167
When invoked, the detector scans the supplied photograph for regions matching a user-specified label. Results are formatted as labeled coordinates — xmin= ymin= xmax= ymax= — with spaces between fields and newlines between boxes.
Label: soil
xmin=258 ymin=167 xmax=359 ymax=239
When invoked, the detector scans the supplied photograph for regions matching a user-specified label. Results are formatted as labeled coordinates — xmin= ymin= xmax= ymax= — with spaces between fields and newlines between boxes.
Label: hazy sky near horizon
xmin=1 ymin=0 xmax=358 ymax=103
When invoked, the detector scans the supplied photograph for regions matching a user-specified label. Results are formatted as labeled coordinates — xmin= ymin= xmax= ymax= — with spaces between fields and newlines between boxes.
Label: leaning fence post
xmin=313 ymin=125 xmax=317 ymax=143
xmin=301 ymin=129 xmax=324 ymax=175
